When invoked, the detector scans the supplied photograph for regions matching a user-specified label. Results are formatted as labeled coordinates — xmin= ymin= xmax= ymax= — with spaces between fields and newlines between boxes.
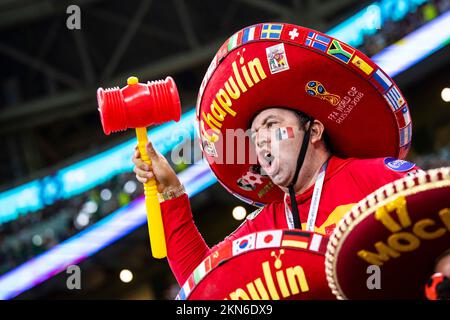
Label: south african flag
xmin=327 ymin=39 xmax=355 ymax=64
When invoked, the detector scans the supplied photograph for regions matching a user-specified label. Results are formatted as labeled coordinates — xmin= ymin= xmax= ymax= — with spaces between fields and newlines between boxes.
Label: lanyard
xmin=284 ymin=160 xmax=328 ymax=231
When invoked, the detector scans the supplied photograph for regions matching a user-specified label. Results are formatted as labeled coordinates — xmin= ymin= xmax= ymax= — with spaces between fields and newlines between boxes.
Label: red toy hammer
xmin=97 ymin=76 xmax=181 ymax=258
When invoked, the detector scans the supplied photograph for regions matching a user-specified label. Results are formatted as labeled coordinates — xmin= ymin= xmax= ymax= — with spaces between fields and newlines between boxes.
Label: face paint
xmin=276 ymin=127 xmax=295 ymax=141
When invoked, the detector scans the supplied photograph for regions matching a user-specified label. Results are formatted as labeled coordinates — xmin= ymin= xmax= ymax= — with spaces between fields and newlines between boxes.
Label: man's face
xmin=250 ymin=108 xmax=304 ymax=187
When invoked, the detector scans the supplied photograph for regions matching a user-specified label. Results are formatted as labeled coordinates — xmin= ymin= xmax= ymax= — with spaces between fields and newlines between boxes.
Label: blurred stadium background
xmin=0 ymin=0 xmax=449 ymax=299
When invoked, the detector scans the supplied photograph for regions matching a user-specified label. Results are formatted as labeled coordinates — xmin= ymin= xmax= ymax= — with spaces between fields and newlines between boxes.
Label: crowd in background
xmin=0 ymin=172 xmax=142 ymax=275
xmin=1 ymin=0 xmax=449 ymax=276
xmin=0 ymin=146 xmax=192 ymax=276
xmin=360 ymin=0 xmax=449 ymax=56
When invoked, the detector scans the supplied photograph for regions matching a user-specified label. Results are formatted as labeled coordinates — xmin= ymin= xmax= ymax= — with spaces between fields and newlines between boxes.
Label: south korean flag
xmin=232 ymin=233 xmax=256 ymax=256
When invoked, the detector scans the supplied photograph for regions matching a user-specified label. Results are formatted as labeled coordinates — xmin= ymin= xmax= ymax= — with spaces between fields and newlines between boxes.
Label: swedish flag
xmin=261 ymin=24 xmax=283 ymax=39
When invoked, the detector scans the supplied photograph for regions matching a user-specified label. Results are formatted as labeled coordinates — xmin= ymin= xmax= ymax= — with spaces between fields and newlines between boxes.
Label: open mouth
xmin=260 ymin=152 xmax=277 ymax=175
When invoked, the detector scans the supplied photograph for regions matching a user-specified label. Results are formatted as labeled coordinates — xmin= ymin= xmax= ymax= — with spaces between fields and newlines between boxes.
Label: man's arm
xmin=132 ymin=141 xmax=254 ymax=285
xmin=161 ymin=193 xmax=209 ymax=285
xmin=161 ymin=192 xmax=254 ymax=285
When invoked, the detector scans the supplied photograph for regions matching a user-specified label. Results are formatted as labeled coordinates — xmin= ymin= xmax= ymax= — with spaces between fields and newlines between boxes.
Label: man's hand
xmin=132 ymin=141 xmax=181 ymax=193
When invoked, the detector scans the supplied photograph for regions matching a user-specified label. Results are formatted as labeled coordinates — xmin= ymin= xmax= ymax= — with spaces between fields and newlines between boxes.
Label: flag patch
xmin=400 ymin=124 xmax=412 ymax=147
xmin=261 ymin=23 xmax=283 ymax=39
xmin=287 ymin=27 xmax=300 ymax=41
xmin=210 ymin=242 xmax=232 ymax=268
xmin=178 ymin=285 xmax=188 ymax=300
xmin=372 ymin=69 xmax=392 ymax=92
xmin=228 ymin=31 xmax=242 ymax=51
xmin=281 ymin=231 xmax=310 ymax=249
xmin=193 ymin=256 xmax=211 ymax=284
xmin=232 ymin=233 xmax=256 ymax=255
xmin=384 ymin=85 xmax=405 ymax=111
xmin=242 ymin=26 xmax=256 ymax=43
xmin=308 ymin=233 xmax=323 ymax=252
xmin=326 ymin=39 xmax=354 ymax=63
xmin=255 ymin=230 xmax=283 ymax=249
xmin=401 ymin=106 xmax=411 ymax=125
xmin=351 ymin=55 xmax=373 ymax=75
xmin=305 ymin=31 xmax=331 ymax=52
xmin=188 ymin=275 xmax=195 ymax=290
xmin=276 ymin=127 xmax=294 ymax=140
xmin=395 ymin=106 xmax=411 ymax=128
xmin=181 ymin=277 xmax=193 ymax=299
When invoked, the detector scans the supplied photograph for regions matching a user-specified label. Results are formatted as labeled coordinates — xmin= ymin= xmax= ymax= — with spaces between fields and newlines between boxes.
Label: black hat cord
xmin=288 ymin=118 xmax=314 ymax=230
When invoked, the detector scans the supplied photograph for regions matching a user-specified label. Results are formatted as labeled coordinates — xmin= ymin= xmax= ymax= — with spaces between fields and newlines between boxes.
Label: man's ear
xmin=310 ymin=120 xmax=325 ymax=144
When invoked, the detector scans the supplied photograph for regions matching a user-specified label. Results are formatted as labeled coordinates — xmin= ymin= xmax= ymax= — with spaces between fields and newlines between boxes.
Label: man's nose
xmin=256 ymin=129 xmax=272 ymax=148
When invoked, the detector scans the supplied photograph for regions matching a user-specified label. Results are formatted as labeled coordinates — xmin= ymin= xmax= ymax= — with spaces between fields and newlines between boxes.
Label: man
xmin=133 ymin=24 xmax=419 ymax=289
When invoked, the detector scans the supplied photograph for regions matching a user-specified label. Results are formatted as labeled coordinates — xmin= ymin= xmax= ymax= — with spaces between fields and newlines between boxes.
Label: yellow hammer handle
xmin=135 ymin=127 xmax=167 ymax=259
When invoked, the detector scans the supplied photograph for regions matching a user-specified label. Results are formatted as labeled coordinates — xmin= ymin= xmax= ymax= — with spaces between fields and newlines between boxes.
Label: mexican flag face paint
xmin=276 ymin=127 xmax=295 ymax=140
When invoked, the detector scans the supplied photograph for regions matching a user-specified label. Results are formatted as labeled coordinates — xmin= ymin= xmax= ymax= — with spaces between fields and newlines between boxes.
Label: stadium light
xmin=119 ymin=269 xmax=133 ymax=283
xmin=100 ymin=189 xmax=112 ymax=201
xmin=442 ymin=88 xmax=450 ymax=103
xmin=232 ymin=206 xmax=247 ymax=221
xmin=123 ymin=181 xmax=137 ymax=194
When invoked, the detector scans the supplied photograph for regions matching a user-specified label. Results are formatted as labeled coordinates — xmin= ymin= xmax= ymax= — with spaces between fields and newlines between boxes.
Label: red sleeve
xmin=160 ymin=193 xmax=254 ymax=285
xmin=161 ymin=193 xmax=209 ymax=285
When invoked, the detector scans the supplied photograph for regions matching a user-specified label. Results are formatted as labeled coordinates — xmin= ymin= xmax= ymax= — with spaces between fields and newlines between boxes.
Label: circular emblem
xmin=384 ymin=157 xmax=415 ymax=172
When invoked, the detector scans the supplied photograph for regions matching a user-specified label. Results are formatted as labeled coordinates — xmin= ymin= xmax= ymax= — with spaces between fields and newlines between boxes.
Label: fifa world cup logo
xmin=305 ymin=81 xmax=341 ymax=106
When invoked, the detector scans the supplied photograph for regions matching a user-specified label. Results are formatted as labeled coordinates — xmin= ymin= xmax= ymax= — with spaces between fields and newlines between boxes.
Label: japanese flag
xmin=255 ymin=230 xmax=283 ymax=249
xmin=276 ymin=127 xmax=294 ymax=140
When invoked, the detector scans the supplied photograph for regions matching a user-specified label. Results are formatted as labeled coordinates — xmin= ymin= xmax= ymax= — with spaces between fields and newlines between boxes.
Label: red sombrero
xmin=196 ymin=23 xmax=412 ymax=206
xmin=176 ymin=229 xmax=334 ymax=300
xmin=325 ymin=167 xmax=450 ymax=299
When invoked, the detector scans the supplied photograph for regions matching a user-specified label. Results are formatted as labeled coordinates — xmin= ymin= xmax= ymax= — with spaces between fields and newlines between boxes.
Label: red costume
xmin=162 ymin=156 xmax=419 ymax=285
xmin=161 ymin=23 xmax=420 ymax=299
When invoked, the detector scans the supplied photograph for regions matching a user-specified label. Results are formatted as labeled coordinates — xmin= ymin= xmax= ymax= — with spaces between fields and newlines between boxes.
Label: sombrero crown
xmin=196 ymin=23 xmax=412 ymax=206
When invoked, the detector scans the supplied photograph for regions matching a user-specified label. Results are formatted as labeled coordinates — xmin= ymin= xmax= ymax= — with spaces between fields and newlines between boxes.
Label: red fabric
xmin=161 ymin=156 xmax=420 ymax=285
xmin=189 ymin=245 xmax=335 ymax=300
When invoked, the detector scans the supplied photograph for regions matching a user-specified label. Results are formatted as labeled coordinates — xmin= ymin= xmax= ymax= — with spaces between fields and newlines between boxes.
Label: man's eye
xmin=267 ymin=121 xmax=277 ymax=128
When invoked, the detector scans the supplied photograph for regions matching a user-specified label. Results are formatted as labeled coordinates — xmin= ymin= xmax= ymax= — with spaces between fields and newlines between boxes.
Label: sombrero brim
xmin=325 ymin=167 xmax=450 ymax=299
xmin=176 ymin=229 xmax=334 ymax=300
